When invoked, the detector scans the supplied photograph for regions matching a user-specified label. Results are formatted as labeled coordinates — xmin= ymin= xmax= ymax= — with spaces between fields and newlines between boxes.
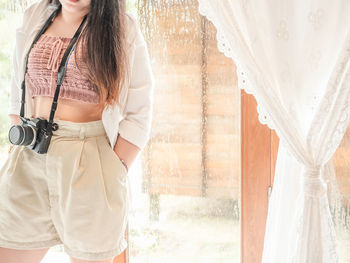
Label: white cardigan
xmin=8 ymin=0 xmax=154 ymax=151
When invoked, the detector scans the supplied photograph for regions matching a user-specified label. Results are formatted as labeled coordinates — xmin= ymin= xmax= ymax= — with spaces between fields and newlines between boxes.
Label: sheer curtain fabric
xmin=197 ymin=0 xmax=350 ymax=262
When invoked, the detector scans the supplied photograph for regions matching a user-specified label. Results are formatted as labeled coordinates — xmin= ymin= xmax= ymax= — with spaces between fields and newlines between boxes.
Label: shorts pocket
xmin=0 ymin=145 xmax=22 ymax=187
xmin=104 ymin=136 xmax=128 ymax=176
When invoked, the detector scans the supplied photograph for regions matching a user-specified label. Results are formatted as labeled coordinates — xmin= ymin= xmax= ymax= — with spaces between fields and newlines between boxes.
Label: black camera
xmin=8 ymin=116 xmax=58 ymax=154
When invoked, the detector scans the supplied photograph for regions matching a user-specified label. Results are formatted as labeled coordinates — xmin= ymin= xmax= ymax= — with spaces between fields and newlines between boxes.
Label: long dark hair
xmin=48 ymin=0 xmax=128 ymax=109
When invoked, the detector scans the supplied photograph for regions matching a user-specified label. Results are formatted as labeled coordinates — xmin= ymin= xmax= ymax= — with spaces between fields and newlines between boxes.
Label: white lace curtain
xmin=197 ymin=0 xmax=350 ymax=262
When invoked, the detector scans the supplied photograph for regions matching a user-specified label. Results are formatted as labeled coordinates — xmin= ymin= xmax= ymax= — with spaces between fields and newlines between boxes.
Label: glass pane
xmin=332 ymin=123 xmax=350 ymax=263
xmin=0 ymin=1 xmax=241 ymax=262
xmin=128 ymin=1 xmax=241 ymax=262
xmin=0 ymin=3 xmax=26 ymax=158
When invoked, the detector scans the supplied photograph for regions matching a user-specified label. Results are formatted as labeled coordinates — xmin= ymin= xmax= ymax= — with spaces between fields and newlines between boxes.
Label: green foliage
xmin=127 ymin=0 xmax=137 ymax=10
xmin=1 ymin=0 xmax=37 ymax=13
xmin=0 ymin=9 xmax=21 ymax=148
xmin=127 ymin=0 xmax=138 ymax=17
xmin=0 ymin=97 xmax=10 ymax=146
xmin=0 ymin=1 xmax=5 ymax=20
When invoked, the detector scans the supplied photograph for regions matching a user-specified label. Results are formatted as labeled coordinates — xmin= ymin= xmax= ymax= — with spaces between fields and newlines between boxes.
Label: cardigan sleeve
xmin=7 ymin=1 xmax=40 ymax=116
xmin=8 ymin=36 xmax=21 ymax=117
xmin=8 ymin=27 xmax=25 ymax=116
xmin=118 ymin=15 xmax=154 ymax=151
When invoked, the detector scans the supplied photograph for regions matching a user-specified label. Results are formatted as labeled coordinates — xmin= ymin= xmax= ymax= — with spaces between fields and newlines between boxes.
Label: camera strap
xmin=20 ymin=4 xmax=88 ymax=135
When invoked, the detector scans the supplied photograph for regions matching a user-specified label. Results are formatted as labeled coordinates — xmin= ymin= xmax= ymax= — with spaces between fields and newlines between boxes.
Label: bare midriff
xmin=32 ymin=96 xmax=104 ymax=122
xmin=11 ymin=9 xmax=106 ymax=124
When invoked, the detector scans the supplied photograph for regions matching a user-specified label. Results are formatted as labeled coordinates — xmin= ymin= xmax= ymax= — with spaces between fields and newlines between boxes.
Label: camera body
xmin=8 ymin=116 xmax=57 ymax=154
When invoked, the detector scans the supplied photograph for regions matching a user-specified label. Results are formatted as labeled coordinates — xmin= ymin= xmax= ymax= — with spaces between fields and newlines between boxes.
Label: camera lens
xmin=8 ymin=125 xmax=35 ymax=146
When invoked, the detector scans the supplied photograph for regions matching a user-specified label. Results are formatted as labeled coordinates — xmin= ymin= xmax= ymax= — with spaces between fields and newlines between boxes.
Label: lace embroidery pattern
xmin=198 ymin=1 xmax=277 ymax=132
xmin=308 ymin=8 xmax=325 ymax=31
xmin=276 ymin=20 xmax=289 ymax=41
xmin=306 ymin=33 xmax=350 ymax=160
xmin=198 ymin=1 xmax=350 ymax=262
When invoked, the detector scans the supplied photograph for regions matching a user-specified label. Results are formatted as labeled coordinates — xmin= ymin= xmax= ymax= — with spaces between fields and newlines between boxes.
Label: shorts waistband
xmin=52 ymin=118 xmax=106 ymax=138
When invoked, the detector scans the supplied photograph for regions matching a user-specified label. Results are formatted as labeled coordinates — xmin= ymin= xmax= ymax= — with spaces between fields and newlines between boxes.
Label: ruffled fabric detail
xmin=197 ymin=1 xmax=350 ymax=263
xmin=46 ymin=38 xmax=64 ymax=72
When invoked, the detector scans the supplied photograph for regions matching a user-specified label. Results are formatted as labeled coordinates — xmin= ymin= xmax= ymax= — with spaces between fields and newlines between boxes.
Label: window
xmin=128 ymin=1 xmax=241 ymax=262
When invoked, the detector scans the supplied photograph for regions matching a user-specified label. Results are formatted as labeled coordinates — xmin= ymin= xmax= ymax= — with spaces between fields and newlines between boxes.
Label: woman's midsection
xmin=32 ymin=96 xmax=104 ymax=122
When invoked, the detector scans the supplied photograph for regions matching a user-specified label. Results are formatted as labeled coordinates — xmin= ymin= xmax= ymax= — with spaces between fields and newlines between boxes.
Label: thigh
xmin=69 ymin=255 xmax=113 ymax=263
xmin=0 ymin=247 xmax=49 ymax=263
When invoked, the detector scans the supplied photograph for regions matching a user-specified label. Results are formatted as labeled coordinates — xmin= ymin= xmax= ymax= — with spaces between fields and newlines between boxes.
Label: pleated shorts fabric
xmin=0 ymin=118 xmax=130 ymax=261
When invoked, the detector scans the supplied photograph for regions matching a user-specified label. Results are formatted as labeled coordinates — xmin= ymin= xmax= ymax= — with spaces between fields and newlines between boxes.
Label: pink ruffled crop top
xmin=25 ymin=34 xmax=100 ymax=104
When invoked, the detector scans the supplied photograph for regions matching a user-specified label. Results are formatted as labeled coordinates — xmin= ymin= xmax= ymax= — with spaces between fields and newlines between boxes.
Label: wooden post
xmin=241 ymin=90 xmax=279 ymax=263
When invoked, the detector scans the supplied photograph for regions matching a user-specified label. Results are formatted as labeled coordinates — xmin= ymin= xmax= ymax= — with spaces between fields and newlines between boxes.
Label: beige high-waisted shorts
xmin=0 ymin=118 xmax=131 ymax=261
